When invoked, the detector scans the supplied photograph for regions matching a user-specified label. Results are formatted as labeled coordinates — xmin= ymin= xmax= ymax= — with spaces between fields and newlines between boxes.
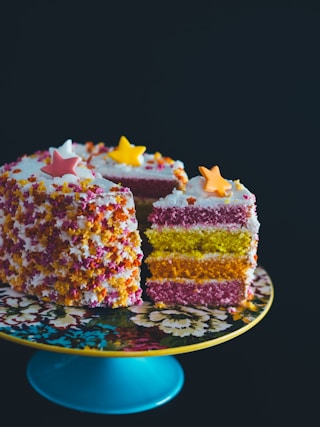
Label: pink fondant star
xmin=41 ymin=150 xmax=80 ymax=178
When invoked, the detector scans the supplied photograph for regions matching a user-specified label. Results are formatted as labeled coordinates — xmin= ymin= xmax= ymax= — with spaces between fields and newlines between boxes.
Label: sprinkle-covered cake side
xmin=0 ymin=140 xmax=143 ymax=308
xmin=144 ymin=166 xmax=260 ymax=307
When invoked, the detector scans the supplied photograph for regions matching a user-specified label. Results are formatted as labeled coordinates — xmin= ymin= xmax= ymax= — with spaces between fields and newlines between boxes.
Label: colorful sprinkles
xmin=0 ymin=143 xmax=144 ymax=308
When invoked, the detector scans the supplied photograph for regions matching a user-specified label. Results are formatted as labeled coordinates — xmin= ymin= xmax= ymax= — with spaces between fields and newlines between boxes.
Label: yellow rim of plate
xmin=0 ymin=279 xmax=274 ymax=358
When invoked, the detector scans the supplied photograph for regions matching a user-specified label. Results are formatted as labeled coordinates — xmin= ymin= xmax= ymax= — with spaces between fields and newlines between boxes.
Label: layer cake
xmin=144 ymin=165 xmax=260 ymax=307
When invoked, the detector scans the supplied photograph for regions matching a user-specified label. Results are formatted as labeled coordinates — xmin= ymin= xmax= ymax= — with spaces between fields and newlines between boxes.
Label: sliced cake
xmin=144 ymin=165 xmax=260 ymax=307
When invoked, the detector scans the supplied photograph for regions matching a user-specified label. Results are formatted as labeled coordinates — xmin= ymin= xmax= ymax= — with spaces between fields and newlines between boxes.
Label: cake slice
xmin=0 ymin=140 xmax=143 ymax=308
xmin=144 ymin=165 xmax=260 ymax=307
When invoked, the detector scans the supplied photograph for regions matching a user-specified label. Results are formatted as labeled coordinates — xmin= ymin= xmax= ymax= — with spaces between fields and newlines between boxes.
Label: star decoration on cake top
xmin=49 ymin=139 xmax=75 ymax=159
xmin=107 ymin=136 xmax=146 ymax=167
xmin=41 ymin=144 xmax=80 ymax=178
xmin=198 ymin=165 xmax=232 ymax=197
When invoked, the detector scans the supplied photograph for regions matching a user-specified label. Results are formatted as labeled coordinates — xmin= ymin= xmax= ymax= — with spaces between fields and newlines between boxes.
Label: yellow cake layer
xmin=145 ymin=228 xmax=252 ymax=255
xmin=145 ymin=253 xmax=252 ymax=281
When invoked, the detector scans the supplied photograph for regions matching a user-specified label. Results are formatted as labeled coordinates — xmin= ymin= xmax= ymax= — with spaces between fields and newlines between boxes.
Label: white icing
xmin=5 ymin=141 xmax=122 ymax=195
xmin=153 ymin=176 xmax=256 ymax=208
xmin=73 ymin=142 xmax=187 ymax=181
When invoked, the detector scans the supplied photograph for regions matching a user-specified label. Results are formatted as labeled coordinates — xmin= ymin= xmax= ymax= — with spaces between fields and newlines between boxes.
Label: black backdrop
xmin=0 ymin=2 xmax=318 ymax=425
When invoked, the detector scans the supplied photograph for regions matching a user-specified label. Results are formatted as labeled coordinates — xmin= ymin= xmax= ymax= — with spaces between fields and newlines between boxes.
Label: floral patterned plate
xmin=0 ymin=266 xmax=273 ymax=357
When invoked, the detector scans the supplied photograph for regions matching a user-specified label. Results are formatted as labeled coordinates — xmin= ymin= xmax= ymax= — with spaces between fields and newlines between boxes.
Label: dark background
xmin=0 ymin=1 xmax=318 ymax=425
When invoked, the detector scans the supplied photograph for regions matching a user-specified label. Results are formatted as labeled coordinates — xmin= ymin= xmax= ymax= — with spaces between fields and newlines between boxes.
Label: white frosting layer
xmin=73 ymin=142 xmax=187 ymax=181
xmin=153 ymin=176 xmax=256 ymax=208
xmin=5 ymin=142 xmax=120 ymax=195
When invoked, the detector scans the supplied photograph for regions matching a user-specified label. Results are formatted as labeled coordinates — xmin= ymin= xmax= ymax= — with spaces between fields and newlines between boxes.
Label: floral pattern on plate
xmin=0 ymin=266 xmax=272 ymax=353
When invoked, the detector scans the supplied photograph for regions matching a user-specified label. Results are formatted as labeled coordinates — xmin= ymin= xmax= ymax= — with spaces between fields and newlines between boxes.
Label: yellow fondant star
xmin=198 ymin=165 xmax=232 ymax=197
xmin=107 ymin=136 xmax=146 ymax=167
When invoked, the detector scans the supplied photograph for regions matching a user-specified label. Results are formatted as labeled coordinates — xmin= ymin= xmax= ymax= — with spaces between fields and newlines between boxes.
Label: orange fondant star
xmin=107 ymin=136 xmax=146 ymax=167
xmin=198 ymin=165 xmax=232 ymax=197
xmin=41 ymin=150 xmax=80 ymax=177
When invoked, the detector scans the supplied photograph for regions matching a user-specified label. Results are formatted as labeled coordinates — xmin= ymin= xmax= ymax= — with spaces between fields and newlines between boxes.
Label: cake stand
xmin=0 ymin=266 xmax=273 ymax=414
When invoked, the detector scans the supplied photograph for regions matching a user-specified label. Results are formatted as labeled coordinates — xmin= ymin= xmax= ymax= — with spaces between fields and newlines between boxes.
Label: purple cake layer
xmin=148 ymin=206 xmax=251 ymax=227
xmin=100 ymin=176 xmax=178 ymax=199
xmin=146 ymin=280 xmax=245 ymax=307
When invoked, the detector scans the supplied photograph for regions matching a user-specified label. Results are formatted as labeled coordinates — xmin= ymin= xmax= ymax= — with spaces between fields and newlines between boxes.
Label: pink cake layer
xmin=146 ymin=280 xmax=246 ymax=307
xmin=148 ymin=206 xmax=251 ymax=227
xmin=100 ymin=176 xmax=178 ymax=199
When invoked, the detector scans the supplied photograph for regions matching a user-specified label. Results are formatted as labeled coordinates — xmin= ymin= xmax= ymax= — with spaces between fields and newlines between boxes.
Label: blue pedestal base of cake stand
xmin=27 ymin=350 xmax=184 ymax=414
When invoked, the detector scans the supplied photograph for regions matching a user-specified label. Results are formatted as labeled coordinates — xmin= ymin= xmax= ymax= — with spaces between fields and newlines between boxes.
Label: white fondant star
xmin=49 ymin=139 xmax=77 ymax=159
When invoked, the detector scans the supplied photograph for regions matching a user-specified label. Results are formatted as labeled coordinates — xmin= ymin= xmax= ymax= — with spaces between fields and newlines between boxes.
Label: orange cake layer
xmin=146 ymin=253 xmax=251 ymax=281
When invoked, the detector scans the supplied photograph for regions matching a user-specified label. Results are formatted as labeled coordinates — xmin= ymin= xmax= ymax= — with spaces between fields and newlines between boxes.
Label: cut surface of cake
xmin=73 ymin=136 xmax=189 ymax=235
xmin=144 ymin=165 xmax=260 ymax=307
xmin=0 ymin=140 xmax=143 ymax=308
